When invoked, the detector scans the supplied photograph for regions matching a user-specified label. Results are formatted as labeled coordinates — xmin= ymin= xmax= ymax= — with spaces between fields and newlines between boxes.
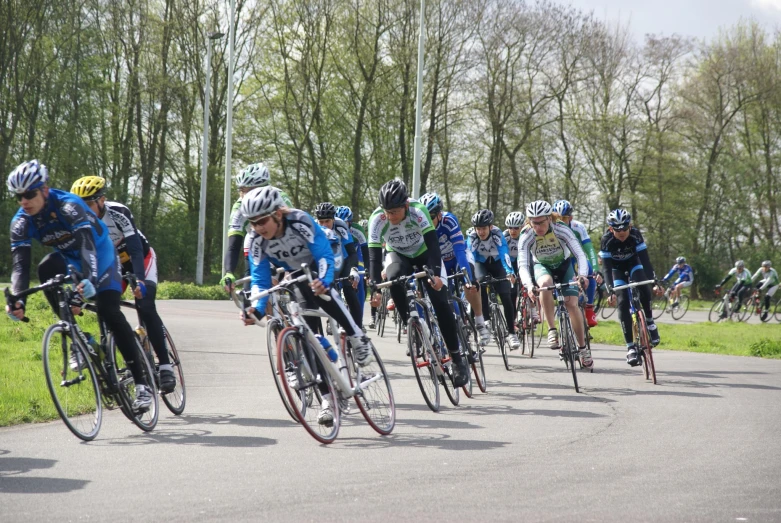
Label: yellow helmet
xmin=71 ymin=176 xmax=106 ymax=200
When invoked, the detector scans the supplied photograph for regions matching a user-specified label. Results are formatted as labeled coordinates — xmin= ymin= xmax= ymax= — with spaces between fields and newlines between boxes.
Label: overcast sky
xmin=566 ymin=0 xmax=781 ymax=42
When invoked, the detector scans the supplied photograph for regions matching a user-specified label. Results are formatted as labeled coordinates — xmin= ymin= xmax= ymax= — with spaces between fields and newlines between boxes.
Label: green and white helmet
xmin=236 ymin=163 xmax=270 ymax=189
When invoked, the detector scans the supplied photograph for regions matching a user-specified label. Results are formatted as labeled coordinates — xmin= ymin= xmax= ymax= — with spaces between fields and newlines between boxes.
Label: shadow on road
xmin=163 ymin=413 xmax=297 ymax=429
xmin=334 ymin=432 xmax=510 ymax=451
xmin=0 ymin=451 xmax=89 ymax=494
xmin=103 ymin=428 xmax=278 ymax=448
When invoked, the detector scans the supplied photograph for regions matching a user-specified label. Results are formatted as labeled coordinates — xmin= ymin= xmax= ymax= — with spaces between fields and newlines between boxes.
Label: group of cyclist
xmin=12 ymin=155 xmax=773 ymax=425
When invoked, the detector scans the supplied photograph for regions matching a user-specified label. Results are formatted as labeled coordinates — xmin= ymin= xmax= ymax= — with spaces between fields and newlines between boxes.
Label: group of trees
xmin=1 ymin=0 xmax=779 ymax=295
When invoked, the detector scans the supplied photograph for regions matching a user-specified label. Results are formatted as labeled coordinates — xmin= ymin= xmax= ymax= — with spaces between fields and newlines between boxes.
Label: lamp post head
xmin=208 ymin=31 xmax=225 ymax=40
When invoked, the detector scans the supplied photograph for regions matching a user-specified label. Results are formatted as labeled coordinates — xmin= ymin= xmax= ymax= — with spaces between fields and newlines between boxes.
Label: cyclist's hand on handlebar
xmin=133 ymin=280 xmax=147 ymax=300
xmin=576 ymin=275 xmax=588 ymax=290
xmin=221 ymin=272 xmax=236 ymax=293
xmin=6 ymin=301 xmax=24 ymax=321
xmin=310 ymin=278 xmax=327 ymax=296
xmin=242 ymin=307 xmax=263 ymax=326
xmin=595 ymin=273 xmax=604 ymax=285
xmin=508 ymin=274 xmax=516 ymax=285
xmin=76 ymin=279 xmax=96 ymax=299
xmin=607 ymin=293 xmax=617 ymax=307
xmin=429 ymin=275 xmax=444 ymax=291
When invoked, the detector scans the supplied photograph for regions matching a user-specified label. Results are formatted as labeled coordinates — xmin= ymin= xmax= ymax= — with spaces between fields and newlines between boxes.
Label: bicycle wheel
xmin=708 ymin=299 xmax=724 ymax=322
xmin=774 ymin=298 xmax=781 ymax=322
xmin=651 ymin=294 xmax=666 ymax=319
xmin=266 ymin=319 xmax=298 ymax=422
xmin=160 ymin=326 xmax=186 ymax=415
xmin=737 ymin=297 xmax=752 ymax=322
xmin=601 ymin=301 xmax=617 ymax=319
xmin=408 ymin=320 xmax=440 ymax=412
xmin=463 ymin=312 xmax=486 ymax=393
xmin=111 ymin=334 xmax=159 ymax=432
xmin=343 ymin=340 xmax=396 ymax=435
xmin=580 ymin=306 xmax=593 ymax=374
xmin=277 ymin=327 xmax=340 ymax=443
xmin=396 ymin=310 xmax=403 ymax=343
xmin=636 ymin=311 xmax=657 ymax=384
xmin=377 ymin=307 xmax=386 ymax=337
xmin=593 ymin=287 xmax=604 ymax=314
xmin=493 ymin=306 xmax=510 ymax=371
xmin=670 ymin=295 xmax=690 ymax=320
xmin=42 ymin=325 xmax=102 ymax=441
xmin=454 ymin=320 xmax=473 ymax=398
xmin=559 ymin=314 xmax=579 ymax=393
xmin=441 ymin=352 xmax=460 ymax=406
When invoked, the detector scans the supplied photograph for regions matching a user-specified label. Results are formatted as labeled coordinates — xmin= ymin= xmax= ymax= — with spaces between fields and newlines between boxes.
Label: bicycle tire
xmin=441 ymin=353 xmax=460 ymax=406
xmin=774 ymin=298 xmax=781 ymax=322
xmin=523 ymin=298 xmax=537 ymax=358
xmin=493 ymin=306 xmax=510 ymax=371
xmin=709 ymin=299 xmax=724 ymax=322
xmin=160 ymin=326 xmax=186 ymax=415
xmin=559 ymin=314 xmax=580 ymax=393
xmin=408 ymin=320 xmax=440 ymax=412
xmin=396 ymin=310 xmax=402 ymax=343
xmin=377 ymin=292 xmax=387 ymax=337
xmin=670 ymin=295 xmax=690 ymax=321
xmin=601 ymin=302 xmax=617 ymax=319
xmin=343 ymin=340 xmax=396 ymax=435
xmin=651 ymin=294 xmax=667 ymax=319
xmin=738 ymin=297 xmax=754 ymax=322
xmin=580 ymin=305 xmax=593 ymax=373
xmin=277 ymin=327 xmax=340 ymax=443
xmin=463 ymin=311 xmax=486 ymax=393
xmin=42 ymin=325 xmax=102 ymax=441
xmin=593 ymin=287 xmax=604 ymax=314
xmin=636 ymin=311 xmax=657 ymax=384
xmin=111 ymin=334 xmax=159 ymax=431
xmin=455 ymin=317 xmax=473 ymax=398
xmin=266 ymin=319 xmax=298 ymax=422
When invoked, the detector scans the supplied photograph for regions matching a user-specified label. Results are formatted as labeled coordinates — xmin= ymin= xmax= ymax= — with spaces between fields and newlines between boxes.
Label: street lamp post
xmin=412 ymin=0 xmax=426 ymax=199
xmin=196 ymin=30 xmax=225 ymax=285
xmin=222 ymin=0 xmax=236 ymax=275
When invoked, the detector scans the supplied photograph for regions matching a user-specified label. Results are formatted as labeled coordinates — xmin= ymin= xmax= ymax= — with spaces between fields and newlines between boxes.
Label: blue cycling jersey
xmin=333 ymin=217 xmax=354 ymax=261
xmin=664 ymin=263 xmax=694 ymax=284
xmin=247 ymin=209 xmax=335 ymax=312
xmin=435 ymin=211 xmax=473 ymax=280
xmin=467 ymin=226 xmax=514 ymax=275
xmin=11 ymin=188 xmax=120 ymax=293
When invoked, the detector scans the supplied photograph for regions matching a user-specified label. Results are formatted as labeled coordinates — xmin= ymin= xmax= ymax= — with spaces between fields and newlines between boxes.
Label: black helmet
xmin=378 ymin=179 xmax=408 ymax=209
xmin=315 ymin=202 xmax=336 ymax=219
xmin=471 ymin=209 xmax=494 ymax=227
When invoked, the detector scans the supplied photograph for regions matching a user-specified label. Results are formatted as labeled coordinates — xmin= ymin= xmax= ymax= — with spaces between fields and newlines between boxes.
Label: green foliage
xmin=749 ymin=339 xmax=781 ymax=358
xmin=155 ymin=281 xmax=229 ymax=300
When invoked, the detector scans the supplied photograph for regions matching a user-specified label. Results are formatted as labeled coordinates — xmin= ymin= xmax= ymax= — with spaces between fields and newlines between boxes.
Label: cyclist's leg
xmin=384 ymin=252 xmax=414 ymax=324
xmin=612 ymin=269 xmax=635 ymax=346
xmin=487 ymin=260 xmax=514 ymax=334
xmin=37 ymin=252 xmax=68 ymax=316
xmin=134 ymin=249 xmax=170 ymax=367
xmin=556 ymin=264 xmax=584 ymax=346
xmin=474 ymin=262 xmax=491 ymax=318
xmin=630 ymin=264 xmax=660 ymax=344
xmin=534 ymin=264 xmax=556 ymax=330
xmin=337 ymin=265 xmax=363 ymax=328
xmin=765 ymin=285 xmax=778 ymax=310
xmin=510 ymin=259 xmax=519 ymax=313
xmin=356 ymin=273 xmax=366 ymax=319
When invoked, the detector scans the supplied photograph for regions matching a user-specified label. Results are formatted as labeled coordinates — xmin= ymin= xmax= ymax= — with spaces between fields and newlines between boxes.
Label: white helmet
xmin=241 ymin=186 xmax=285 ymax=219
xmin=235 ymin=163 xmax=270 ymax=189
xmin=7 ymin=160 xmax=48 ymax=194
xmin=526 ymin=200 xmax=552 ymax=218
xmin=505 ymin=211 xmax=524 ymax=228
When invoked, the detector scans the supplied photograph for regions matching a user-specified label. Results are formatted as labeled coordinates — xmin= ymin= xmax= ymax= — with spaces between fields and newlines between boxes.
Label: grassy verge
xmin=0 ymin=293 xmax=100 ymax=427
xmin=155 ymin=281 xmax=228 ymax=300
xmin=591 ymin=320 xmax=781 ymax=358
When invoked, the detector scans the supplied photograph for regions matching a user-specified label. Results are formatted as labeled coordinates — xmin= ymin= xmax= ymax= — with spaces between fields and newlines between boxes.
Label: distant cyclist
xmin=715 ymin=260 xmax=753 ymax=320
xmin=552 ymin=199 xmax=600 ymax=327
xmin=661 ymin=256 xmax=694 ymax=310
xmin=70 ymin=175 xmax=176 ymax=393
xmin=752 ymin=261 xmax=779 ymax=321
xmin=221 ymin=163 xmax=292 ymax=293
xmin=336 ymin=205 xmax=369 ymax=325
xmin=600 ymin=209 xmax=661 ymax=366
xmin=467 ymin=209 xmax=520 ymax=351
xmin=7 ymin=160 xmax=153 ymax=410
xmin=420 ymin=192 xmax=491 ymax=344
xmin=504 ymin=211 xmax=539 ymax=325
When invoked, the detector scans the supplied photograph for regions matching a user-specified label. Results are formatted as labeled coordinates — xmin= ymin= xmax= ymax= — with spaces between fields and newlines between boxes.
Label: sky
xmin=567 ymin=0 xmax=781 ymax=42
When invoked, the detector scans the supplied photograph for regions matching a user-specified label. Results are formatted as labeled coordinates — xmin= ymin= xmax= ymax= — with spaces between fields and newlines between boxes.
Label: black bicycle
xmin=447 ymin=269 xmax=486 ymax=394
xmin=480 ymin=275 xmax=514 ymax=371
xmin=5 ymin=272 xmax=159 ymax=441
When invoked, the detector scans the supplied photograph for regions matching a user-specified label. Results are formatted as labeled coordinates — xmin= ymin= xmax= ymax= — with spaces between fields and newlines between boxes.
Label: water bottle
xmin=316 ymin=334 xmax=339 ymax=363
xmin=84 ymin=333 xmax=99 ymax=357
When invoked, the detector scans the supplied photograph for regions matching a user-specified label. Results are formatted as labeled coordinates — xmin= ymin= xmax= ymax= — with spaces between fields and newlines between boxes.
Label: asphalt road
xmin=1 ymin=300 xmax=780 ymax=522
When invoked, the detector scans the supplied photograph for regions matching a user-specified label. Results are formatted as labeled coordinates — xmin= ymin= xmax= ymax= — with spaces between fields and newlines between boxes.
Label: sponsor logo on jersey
xmin=62 ymin=203 xmax=79 ymax=217
xmin=291 ymin=222 xmax=314 ymax=243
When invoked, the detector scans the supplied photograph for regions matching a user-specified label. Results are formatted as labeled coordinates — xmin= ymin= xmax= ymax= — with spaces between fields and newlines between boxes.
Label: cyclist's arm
xmin=446 ymin=220 xmax=473 ymax=280
xmin=497 ymin=234 xmax=514 ymax=275
xmin=600 ymin=254 xmax=616 ymax=290
xmin=344 ymin=240 xmax=359 ymax=272
xmin=580 ymin=231 xmax=599 ymax=269
xmin=718 ymin=273 xmax=732 ymax=287
xmin=557 ymin=223 xmax=588 ymax=277
xmin=10 ymin=215 xmax=32 ymax=298
xmin=306 ymin=216 xmax=335 ymax=288
xmin=368 ymin=246 xmax=383 ymax=285
xmin=248 ymin=248 xmax=272 ymax=314
xmin=360 ymin=244 xmax=369 ymax=271
xmin=663 ymin=265 xmax=677 ymax=281
xmin=223 ymin=200 xmax=246 ymax=275
xmin=751 ymin=268 xmax=762 ymax=285
xmin=423 ymin=229 xmax=443 ymax=276
xmin=61 ymin=202 xmax=100 ymax=286
xmin=637 ymin=247 xmax=656 ymax=280
xmin=517 ymin=233 xmax=534 ymax=290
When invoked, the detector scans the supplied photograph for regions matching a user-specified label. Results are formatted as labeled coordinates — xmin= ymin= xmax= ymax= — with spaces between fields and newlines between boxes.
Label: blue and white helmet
xmin=7 ymin=160 xmax=48 ymax=194
xmin=235 ymin=163 xmax=270 ymax=189
xmin=505 ymin=212 xmax=524 ymax=228
xmin=607 ymin=209 xmax=631 ymax=230
xmin=420 ymin=192 xmax=443 ymax=216
xmin=552 ymin=199 xmax=573 ymax=216
xmin=335 ymin=205 xmax=353 ymax=222
xmin=241 ymin=186 xmax=285 ymax=219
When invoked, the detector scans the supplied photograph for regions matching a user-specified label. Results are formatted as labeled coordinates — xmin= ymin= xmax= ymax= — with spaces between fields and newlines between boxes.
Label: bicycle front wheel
xmin=670 ymin=295 xmax=689 ymax=320
xmin=524 ymin=300 xmax=536 ymax=358
xmin=774 ymin=298 xmax=781 ymax=322
xmin=463 ymin=312 xmax=486 ymax=393
xmin=161 ymin=326 xmax=186 ymax=415
xmin=709 ymin=299 xmax=724 ymax=322
xmin=42 ymin=325 xmax=102 ymax=441
xmin=738 ymin=298 xmax=754 ymax=322
xmin=344 ymin=340 xmax=396 ymax=435
xmin=111 ymin=335 xmax=159 ymax=432
xmin=636 ymin=311 xmax=657 ymax=384
xmin=559 ymin=315 xmax=579 ymax=393
xmin=493 ymin=307 xmax=510 ymax=371
xmin=408 ymin=321 xmax=440 ymax=412
xmin=277 ymin=327 xmax=340 ymax=443
xmin=266 ymin=319 xmax=299 ymax=422
xmin=651 ymin=294 xmax=667 ymax=319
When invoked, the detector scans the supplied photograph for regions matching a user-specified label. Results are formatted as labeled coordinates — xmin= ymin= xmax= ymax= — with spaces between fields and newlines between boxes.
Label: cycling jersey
xmin=566 ymin=219 xmax=598 ymax=270
xmin=11 ymin=188 xmax=119 ymax=294
xmin=719 ymin=267 xmax=753 ymax=287
xmin=752 ymin=267 xmax=780 ymax=290
xmin=663 ymin=263 xmax=694 ymax=284
xmin=320 ymin=225 xmax=344 ymax=271
xmin=518 ymin=221 xmax=587 ymax=290
xmin=467 ymin=226 xmax=514 ymax=274
xmin=598 ymin=227 xmax=656 ymax=289
xmin=368 ymin=200 xmax=434 ymax=257
xmin=99 ymin=201 xmax=151 ymax=279
xmin=333 ymin=217 xmax=355 ymax=261
xmin=436 ymin=211 xmax=473 ymax=280
xmin=503 ymin=229 xmax=519 ymax=261
xmin=247 ymin=209 xmax=334 ymax=313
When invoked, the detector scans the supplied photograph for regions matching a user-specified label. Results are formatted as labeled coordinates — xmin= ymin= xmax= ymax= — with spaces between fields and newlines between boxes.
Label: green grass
xmin=591 ymin=320 xmax=781 ymax=358
xmin=155 ymin=281 xmax=228 ymax=300
xmin=0 ymin=293 xmax=100 ymax=426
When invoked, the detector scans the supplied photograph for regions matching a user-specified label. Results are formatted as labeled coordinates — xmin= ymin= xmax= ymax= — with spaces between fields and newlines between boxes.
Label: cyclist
xmin=70 ymin=176 xmax=176 ymax=393
xmin=600 ymin=208 xmax=661 ymax=366
xmin=519 ymin=201 xmax=592 ymax=368
xmin=420 ymin=192 xmax=491 ymax=344
xmin=221 ymin=163 xmax=292 ymax=293
xmin=662 ymin=256 xmax=694 ymax=310
xmin=552 ymin=200 xmax=600 ymax=328
xmin=505 ymin=212 xmax=540 ymax=325
xmin=752 ymin=261 xmax=779 ymax=321
xmin=336 ymin=206 xmax=369 ymax=326
xmin=367 ymin=179 xmax=469 ymax=387
xmin=315 ymin=202 xmax=363 ymax=328
xmin=715 ymin=260 xmax=753 ymax=320
xmin=6 ymin=160 xmax=153 ymax=411
xmin=240 ymin=186 xmax=372 ymax=425
xmin=467 ymin=209 xmax=520 ymax=351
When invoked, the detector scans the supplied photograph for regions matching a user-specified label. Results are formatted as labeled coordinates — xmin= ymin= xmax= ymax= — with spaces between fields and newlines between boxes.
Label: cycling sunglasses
xmin=249 ymin=214 xmax=274 ymax=226
xmin=15 ymin=189 xmax=39 ymax=202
